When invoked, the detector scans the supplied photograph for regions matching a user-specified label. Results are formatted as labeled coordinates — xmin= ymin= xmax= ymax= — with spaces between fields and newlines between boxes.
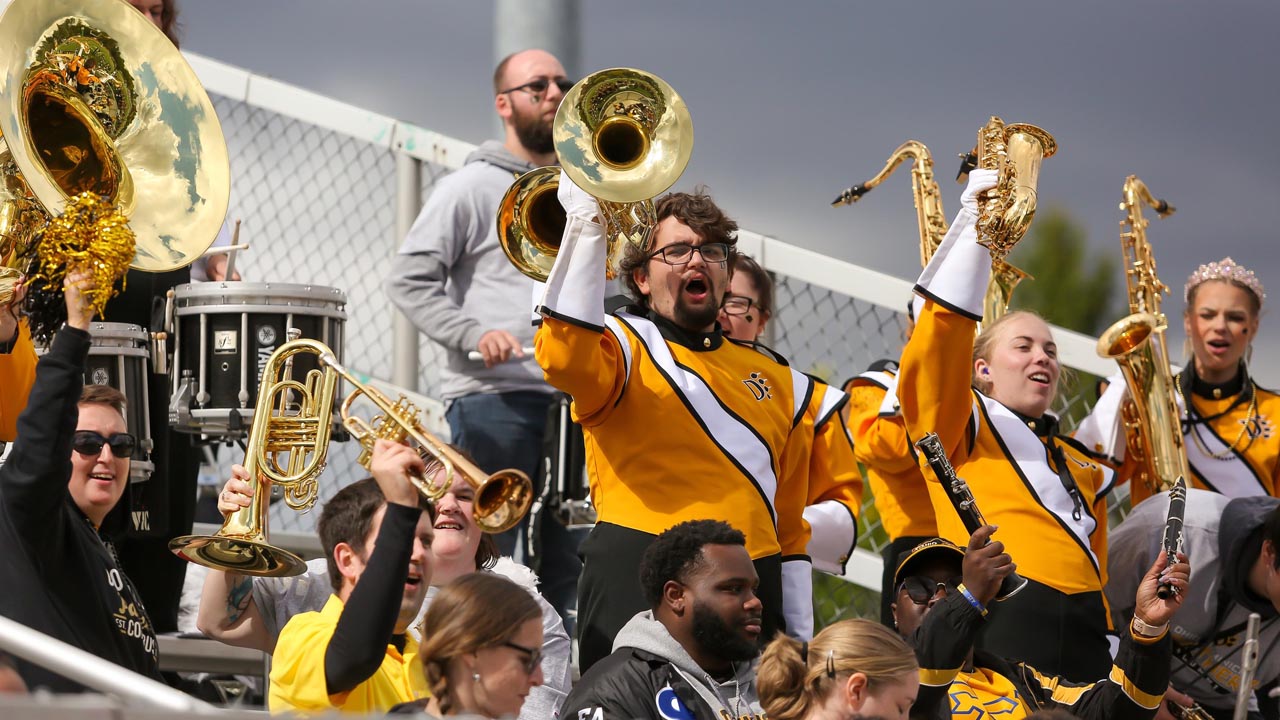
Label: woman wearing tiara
xmin=1085 ymin=257 xmax=1280 ymax=500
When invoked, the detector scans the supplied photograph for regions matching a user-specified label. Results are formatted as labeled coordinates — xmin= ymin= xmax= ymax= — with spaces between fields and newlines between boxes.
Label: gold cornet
xmin=171 ymin=337 xmax=533 ymax=576
xmin=498 ymin=67 xmax=693 ymax=282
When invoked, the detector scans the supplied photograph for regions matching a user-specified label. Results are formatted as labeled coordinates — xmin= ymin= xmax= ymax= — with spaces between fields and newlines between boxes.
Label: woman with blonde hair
xmin=401 ymin=573 xmax=544 ymax=718
xmin=758 ymin=618 xmax=918 ymax=720
xmin=897 ymin=169 xmax=1116 ymax=683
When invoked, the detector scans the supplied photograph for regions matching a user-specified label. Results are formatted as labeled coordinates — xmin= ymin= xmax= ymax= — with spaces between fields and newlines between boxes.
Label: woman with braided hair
xmin=393 ymin=573 xmax=544 ymax=718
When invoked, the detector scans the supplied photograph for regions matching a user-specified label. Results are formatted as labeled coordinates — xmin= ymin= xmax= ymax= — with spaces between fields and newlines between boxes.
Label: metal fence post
xmin=392 ymin=150 xmax=423 ymax=391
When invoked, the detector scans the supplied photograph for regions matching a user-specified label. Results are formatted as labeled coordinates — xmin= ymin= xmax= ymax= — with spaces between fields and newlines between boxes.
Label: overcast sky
xmin=176 ymin=1 xmax=1280 ymax=382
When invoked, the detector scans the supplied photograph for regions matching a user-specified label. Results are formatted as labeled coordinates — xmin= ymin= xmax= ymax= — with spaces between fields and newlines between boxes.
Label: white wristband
xmin=1131 ymin=615 xmax=1168 ymax=638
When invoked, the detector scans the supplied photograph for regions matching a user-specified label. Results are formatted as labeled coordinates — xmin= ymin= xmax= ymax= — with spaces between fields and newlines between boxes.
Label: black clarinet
xmin=1157 ymin=475 xmax=1187 ymax=599
xmin=915 ymin=432 xmax=1028 ymax=601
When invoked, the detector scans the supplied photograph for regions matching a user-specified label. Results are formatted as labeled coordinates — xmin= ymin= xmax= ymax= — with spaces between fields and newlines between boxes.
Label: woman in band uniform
xmin=1086 ymin=259 xmax=1279 ymax=502
xmin=896 ymin=169 xmax=1116 ymax=683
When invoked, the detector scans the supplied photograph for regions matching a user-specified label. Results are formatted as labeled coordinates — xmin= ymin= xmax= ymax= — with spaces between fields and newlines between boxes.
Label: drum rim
xmin=173 ymin=281 xmax=348 ymax=305
xmin=88 ymin=322 xmax=149 ymax=341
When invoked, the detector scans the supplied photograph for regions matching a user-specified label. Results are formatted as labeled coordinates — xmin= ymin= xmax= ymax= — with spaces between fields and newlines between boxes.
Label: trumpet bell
xmin=498 ymin=167 xmax=564 ymax=283
xmin=474 ymin=469 xmax=535 ymax=534
xmin=0 ymin=0 xmax=230 ymax=272
xmin=554 ymin=67 xmax=693 ymax=204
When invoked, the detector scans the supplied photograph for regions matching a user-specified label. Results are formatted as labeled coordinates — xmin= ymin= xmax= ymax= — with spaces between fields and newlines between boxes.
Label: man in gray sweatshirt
xmin=1106 ymin=488 xmax=1280 ymax=719
xmin=384 ymin=49 xmax=580 ymax=623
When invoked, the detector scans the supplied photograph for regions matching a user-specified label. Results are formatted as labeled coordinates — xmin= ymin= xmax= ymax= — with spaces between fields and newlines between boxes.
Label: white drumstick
xmin=198 ymin=243 xmax=249 ymax=259
xmin=468 ymin=348 xmax=535 ymax=362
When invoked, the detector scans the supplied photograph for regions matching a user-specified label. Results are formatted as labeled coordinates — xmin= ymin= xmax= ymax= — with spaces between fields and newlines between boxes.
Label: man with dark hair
xmin=895 ymin=530 xmax=1187 ymax=720
xmin=267 ymin=441 xmax=435 ymax=714
xmin=386 ymin=48 xmax=581 ymax=626
xmin=559 ymin=520 xmax=765 ymax=720
xmin=1106 ymin=489 xmax=1280 ymax=719
xmin=0 ymin=271 xmax=161 ymax=691
xmin=537 ymin=176 xmax=814 ymax=670
xmin=718 ymin=253 xmax=864 ymax=578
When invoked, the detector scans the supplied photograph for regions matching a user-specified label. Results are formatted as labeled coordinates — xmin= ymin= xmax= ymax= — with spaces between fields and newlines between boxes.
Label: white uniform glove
xmin=960 ymin=168 xmax=1000 ymax=215
xmin=557 ymin=169 xmax=600 ymax=225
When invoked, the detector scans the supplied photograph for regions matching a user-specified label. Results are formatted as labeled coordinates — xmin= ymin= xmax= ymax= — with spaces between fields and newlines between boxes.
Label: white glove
xmin=557 ymin=169 xmax=600 ymax=225
xmin=959 ymin=168 xmax=1000 ymax=215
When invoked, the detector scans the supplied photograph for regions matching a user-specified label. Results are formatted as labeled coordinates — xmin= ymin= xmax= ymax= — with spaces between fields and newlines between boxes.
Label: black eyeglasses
xmin=72 ymin=430 xmax=137 ymax=459
xmin=649 ymin=242 xmax=730 ymax=266
xmin=898 ymin=575 xmax=962 ymax=605
xmin=499 ymin=77 xmax=574 ymax=98
xmin=721 ymin=295 xmax=758 ymax=316
xmin=502 ymin=641 xmax=542 ymax=675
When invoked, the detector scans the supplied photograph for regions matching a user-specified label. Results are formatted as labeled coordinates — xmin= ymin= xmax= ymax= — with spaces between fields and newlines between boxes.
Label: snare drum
xmin=42 ymin=322 xmax=155 ymax=483
xmin=169 ymin=282 xmax=347 ymax=437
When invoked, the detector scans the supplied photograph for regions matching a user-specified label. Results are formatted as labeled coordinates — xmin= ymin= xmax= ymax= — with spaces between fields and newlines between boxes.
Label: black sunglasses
xmin=502 ymin=641 xmax=542 ymax=674
xmin=898 ymin=575 xmax=963 ymax=605
xmin=72 ymin=430 xmax=137 ymax=459
xmin=499 ymin=77 xmax=574 ymax=97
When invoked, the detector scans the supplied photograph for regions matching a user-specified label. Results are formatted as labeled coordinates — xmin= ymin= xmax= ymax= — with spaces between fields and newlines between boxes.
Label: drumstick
xmin=467 ymin=348 xmax=535 ymax=362
xmin=223 ymin=220 xmax=243 ymax=280
xmin=198 ymin=243 xmax=249 ymax=259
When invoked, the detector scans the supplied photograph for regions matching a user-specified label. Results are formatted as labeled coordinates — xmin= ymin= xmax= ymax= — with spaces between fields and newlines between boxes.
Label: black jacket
xmin=912 ymin=591 xmax=1170 ymax=720
xmin=0 ymin=326 xmax=160 ymax=691
xmin=558 ymin=612 xmax=762 ymax=720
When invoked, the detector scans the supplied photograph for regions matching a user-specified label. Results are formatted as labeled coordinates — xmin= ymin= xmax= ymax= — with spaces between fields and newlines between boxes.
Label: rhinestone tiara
xmin=1184 ymin=257 xmax=1266 ymax=305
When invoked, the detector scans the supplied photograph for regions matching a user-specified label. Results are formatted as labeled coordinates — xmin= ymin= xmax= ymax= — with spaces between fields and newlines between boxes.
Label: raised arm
xmin=195 ymin=466 xmax=273 ymax=652
xmin=0 ymin=271 xmax=94 ymax=539
xmin=898 ymin=170 xmax=997 ymax=462
xmin=533 ymin=171 xmax=628 ymax=423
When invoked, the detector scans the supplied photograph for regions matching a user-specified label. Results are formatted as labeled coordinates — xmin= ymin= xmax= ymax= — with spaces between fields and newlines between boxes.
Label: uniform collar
xmin=1008 ymin=407 xmax=1059 ymax=438
xmin=644 ymin=307 xmax=723 ymax=351
xmin=1184 ymin=361 xmax=1248 ymax=400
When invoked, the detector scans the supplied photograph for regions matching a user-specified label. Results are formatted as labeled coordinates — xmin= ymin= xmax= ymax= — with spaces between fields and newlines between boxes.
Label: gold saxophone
xmin=833 ymin=139 xmax=1030 ymax=320
xmin=1096 ymin=176 xmax=1189 ymax=502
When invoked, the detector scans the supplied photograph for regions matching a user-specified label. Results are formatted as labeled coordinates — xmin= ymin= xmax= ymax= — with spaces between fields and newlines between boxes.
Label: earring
xmin=473 ymin=672 xmax=481 ymax=683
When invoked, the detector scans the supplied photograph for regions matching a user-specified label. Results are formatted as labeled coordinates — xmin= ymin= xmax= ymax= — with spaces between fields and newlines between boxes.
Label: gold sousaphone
xmin=0 ymin=0 xmax=230 ymax=302
xmin=498 ymin=68 xmax=694 ymax=282
xmin=171 ymin=336 xmax=533 ymax=577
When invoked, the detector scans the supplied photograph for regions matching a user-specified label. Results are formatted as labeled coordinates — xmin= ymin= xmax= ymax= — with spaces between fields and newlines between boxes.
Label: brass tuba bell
xmin=498 ymin=68 xmax=693 ymax=282
xmin=0 ymin=0 xmax=230 ymax=303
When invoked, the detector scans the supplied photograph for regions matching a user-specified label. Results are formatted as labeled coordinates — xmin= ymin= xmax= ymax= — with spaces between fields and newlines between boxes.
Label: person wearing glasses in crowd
xmin=199 ymin=455 xmax=573 ymax=720
xmin=536 ymin=176 xmax=816 ymax=670
xmin=893 ymin=531 xmax=1188 ymax=720
xmin=0 ymin=270 xmax=162 ymax=691
xmin=897 ymin=169 xmax=1118 ymax=682
xmin=385 ymin=49 xmax=583 ymax=628
xmin=557 ymin=520 xmax=767 ymax=720
xmin=718 ymin=254 xmax=863 ymax=578
xmin=390 ymin=573 xmax=545 ymax=719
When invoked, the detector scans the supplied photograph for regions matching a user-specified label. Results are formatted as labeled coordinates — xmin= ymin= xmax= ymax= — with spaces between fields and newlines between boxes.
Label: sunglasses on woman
xmin=72 ymin=430 xmax=137 ymax=459
xmin=502 ymin=641 xmax=542 ymax=675
xmin=898 ymin=575 xmax=963 ymax=605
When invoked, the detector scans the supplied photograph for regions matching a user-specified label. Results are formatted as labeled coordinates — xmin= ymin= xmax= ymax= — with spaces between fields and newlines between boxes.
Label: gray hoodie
xmin=1106 ymin=489 xmax=1280 ymax=712
xmin=385 ymin=141 xmax=552 ymax=400
xmin=614 ymin=611 xmax=762 ymax=720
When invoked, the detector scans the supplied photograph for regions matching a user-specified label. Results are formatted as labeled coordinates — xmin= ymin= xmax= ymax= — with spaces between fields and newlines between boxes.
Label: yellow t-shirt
xmin=269 ymin=594 xmax=429 ymax=714
xmin=948 ymin=667 xmax=1030 ymax=720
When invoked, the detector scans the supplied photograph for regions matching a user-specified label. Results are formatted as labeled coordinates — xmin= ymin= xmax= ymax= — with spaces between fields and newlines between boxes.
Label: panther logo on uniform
xmin=1243 ymin=414 xmax=1273 ymax=440
xmin=743 ymin=372 xmax=772 ymax=401
xmin=949 ymin=688 xmax=1020 ymax=719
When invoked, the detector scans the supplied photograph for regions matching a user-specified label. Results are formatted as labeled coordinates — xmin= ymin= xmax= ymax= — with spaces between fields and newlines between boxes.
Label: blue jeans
xmin=446 ymin=391 xmax=584 ymax=629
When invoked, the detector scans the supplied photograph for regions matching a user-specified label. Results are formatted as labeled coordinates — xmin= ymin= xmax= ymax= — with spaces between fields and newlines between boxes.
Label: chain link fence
xmin=199 ymin=75 xmax=1124 ymax=628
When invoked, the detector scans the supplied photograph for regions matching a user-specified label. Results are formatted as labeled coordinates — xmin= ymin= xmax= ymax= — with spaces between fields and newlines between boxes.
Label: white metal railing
xmin=0 ymin=615 xmax=216 ymax=713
